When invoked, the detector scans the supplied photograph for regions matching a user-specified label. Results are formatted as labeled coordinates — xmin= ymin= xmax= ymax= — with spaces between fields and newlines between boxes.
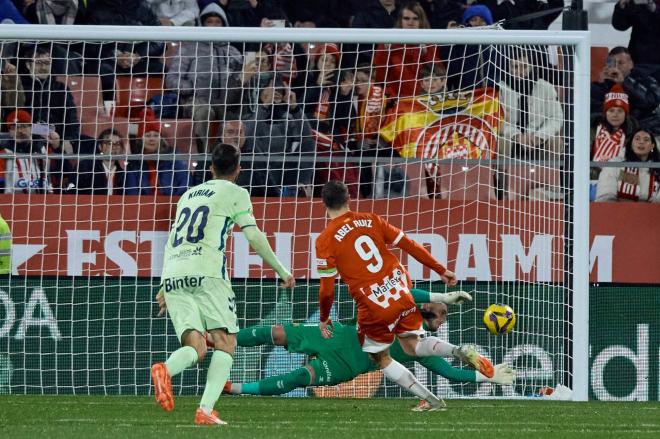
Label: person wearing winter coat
xmin=596 ymin=127 xmax=660 ymax=203
xmin=165 ymin=3 xmax=243 ymax=151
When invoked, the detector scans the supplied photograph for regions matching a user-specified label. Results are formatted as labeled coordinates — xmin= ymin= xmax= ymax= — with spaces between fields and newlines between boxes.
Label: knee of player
xmin=368 ymin=351 xmax=392 ymax=369
xmin=303 ymin=365 xmax=315 ymax=385
xmin=213 ymin=336 xmax=237 ymax=355
xmin=194 ymin=344 xmax=207 ymax=363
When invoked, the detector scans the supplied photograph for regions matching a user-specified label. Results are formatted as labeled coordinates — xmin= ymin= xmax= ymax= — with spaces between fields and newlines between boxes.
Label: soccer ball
xmin=483 ymin=304 xmax=516 ymax=335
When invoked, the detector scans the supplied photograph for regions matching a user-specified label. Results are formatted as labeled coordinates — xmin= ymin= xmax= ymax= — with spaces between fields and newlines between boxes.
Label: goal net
xmin=0 ymin=26 xmax=589 ymax=400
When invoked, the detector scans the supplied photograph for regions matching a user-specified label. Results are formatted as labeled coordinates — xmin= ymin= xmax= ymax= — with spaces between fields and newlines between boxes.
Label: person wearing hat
xmin=462 ymin=4 xmax=493 ymax=27
xmin=591 ymin=85 xmax=637 ymax=163
xmin=0 ymin=109 xmax=55 ymax=193
xmin=165 ymin=2 xmax=242 ymax=152
xmin=127 ymin=120 xmax=191 ymax=196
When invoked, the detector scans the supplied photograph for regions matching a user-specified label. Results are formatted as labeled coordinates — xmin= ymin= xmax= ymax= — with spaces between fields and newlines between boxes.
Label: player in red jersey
xmin=316 ymin=181 xmax=492 ymax=410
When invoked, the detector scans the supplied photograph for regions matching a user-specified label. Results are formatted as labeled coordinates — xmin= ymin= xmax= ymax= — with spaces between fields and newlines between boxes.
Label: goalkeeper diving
xmin=157 ymin=288 xmax=515 ymax=410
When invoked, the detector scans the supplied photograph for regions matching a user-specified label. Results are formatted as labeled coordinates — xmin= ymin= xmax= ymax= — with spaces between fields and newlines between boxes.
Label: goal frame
xmin=0 ymin=24 xmax=590 ymax=401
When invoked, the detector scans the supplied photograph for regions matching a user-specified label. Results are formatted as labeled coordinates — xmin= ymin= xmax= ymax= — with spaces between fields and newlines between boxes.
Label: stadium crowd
xmin=0 ymin=0 xmax=658 ymax=202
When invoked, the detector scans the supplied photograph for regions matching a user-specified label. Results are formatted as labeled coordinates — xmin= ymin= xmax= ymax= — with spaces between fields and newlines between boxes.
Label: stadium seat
xmin=57 ymin=75 xmax=109 ymax=124
xmin=591 ymin=46 xmax=609 ymax=82
xmin=114 ymin=76 xmax=165 ymax=118
xmin=160 ymin=119 xmax=194 ymax=153
xmin=437 ymin=162 xmax=496 ymax=200
xmin=506 ymin=164 xmax=562 ymax=200
xmin=163 ymin=42 xmax=180 ymax=70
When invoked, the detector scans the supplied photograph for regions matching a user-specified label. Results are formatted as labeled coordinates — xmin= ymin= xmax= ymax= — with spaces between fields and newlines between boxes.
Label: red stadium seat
xmin=591 ymin=46 xmax=609 ymax=82
xmin=437 ymin=162 xmax=495 ymax=200
xmin=160 ymin=119 xmax=194 ymax=154
xmin=114 ymin=76 xmax=165 ymax=118
xmin=57 ymin=75 xmax=109 ymax=124
xmin=506 ymin=164 xmax=562 ymax=200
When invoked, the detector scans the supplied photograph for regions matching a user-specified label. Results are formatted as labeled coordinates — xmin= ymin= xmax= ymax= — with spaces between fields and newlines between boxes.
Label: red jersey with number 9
xmin=315 ymin=211 xmax=417 ymax=328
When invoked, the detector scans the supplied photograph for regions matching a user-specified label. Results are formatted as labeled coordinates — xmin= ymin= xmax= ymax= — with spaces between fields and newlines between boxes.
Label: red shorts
xmin=356 ymin=306 xmax=424 ymax=353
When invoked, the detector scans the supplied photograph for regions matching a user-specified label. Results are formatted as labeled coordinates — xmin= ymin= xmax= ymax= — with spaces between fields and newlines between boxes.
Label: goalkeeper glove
xmin=430 ymin=290 xmax=472 ymax=305
xmin=476 ymin=364 xmax=516 ymax=385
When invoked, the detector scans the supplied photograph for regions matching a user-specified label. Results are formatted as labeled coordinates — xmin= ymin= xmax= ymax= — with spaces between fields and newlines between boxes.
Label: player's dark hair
xmin=322 ymin=180 xmax=350 ymax=210
xmin=212 ymin=143 xmax=240 ymax=176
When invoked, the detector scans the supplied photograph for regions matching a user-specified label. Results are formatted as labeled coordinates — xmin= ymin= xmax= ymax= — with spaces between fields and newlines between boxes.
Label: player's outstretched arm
xmin=411 ymin=288 xmax=472 ymax=305
xmin=388 ymin=227 xmax=457 ymax=286
xmin=242 ymin=225 xmax=295 ymax=288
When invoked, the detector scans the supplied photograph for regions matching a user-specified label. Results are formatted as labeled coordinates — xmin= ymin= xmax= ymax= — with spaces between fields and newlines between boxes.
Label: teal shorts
xmin=163 ymin=276 xmax=238 ymax=342
xmin=283 ymin=323 xmax=375 ymax=386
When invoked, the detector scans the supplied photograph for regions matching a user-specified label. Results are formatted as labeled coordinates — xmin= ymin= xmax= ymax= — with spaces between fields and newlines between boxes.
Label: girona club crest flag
xmin=379 ymin=87 xmax=503 ymax=159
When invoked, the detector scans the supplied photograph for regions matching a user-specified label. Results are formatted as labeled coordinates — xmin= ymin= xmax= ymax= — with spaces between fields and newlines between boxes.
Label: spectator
xmin=479 ymin=0 xmax=563 ymax=30
xmin=1 ymin=0 xmax=29 ymax=23
xmin=418 ymin=62 xmax=447 ymax=95
xmin=20 ymin=44 xmax=79 ymax=155
xmin=127 ymin=120 xmax=192 ymax=196
xmin=442 ymin=5 xmax=494 ymax=91
xmin=0 ymin=61 xmax=26 ymax=123
xmin=337 ymin=64 xmax=388 ymax=198
xmin=596 ymin=127 xmax=660 ymax=202
xmin=351 ymin=0 xmax=398 ymax=29
xmin=248 ymin=78 xmax=315 ymax=197
xmin=35 ymin=0 xmax=78 ymax=24
xmin=239 ymin=48 xmax=275 ymax=117
xmin=373 ymin=1 xmax=440 ymax=100
xmin=591 ymin=85 xmax=636 ymax=163
xmin=303 ymin=44 xmax=342 ymax=131
xmin=75 ymin=129 xmax=137 ymax=195
xmin=147 ymin=0 xmax=199 ymax=26
xmin=591 ymin=47 xmax=660 ymax=126
xmin=497 ymin=46 xmax=563 ymax=159
xmin=612 ymin=0 xmax=660 ymax=71
xmin=165 ymin=2 xmax=243 ymax=152
xmin=84 ymin=0 xmax=164 ymax=100
xmin=215 ymin=0 xmax=283 ymax=27
xmin=0 ymin=110 xmax=57 ymax=193
xmin=219 ymin=119 xmax=277 ymax=196
xmin=419 ymin=0 xmax=463 ymax=29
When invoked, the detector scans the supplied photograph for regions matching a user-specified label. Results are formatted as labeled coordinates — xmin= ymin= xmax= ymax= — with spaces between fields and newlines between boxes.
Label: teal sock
xmin=236 ymin=326 xmax=273 ymax=347
xmin=242 ymin=367 xmax=311 ymax=396
xmin=200 ymin=350 xmax=233 ymax=411
xmin=165 ymin=345 xmax=198 ymax=377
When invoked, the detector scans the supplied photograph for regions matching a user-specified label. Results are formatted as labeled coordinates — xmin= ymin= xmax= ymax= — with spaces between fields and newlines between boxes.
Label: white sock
xmin=414 ymin=336 xmax=456 ymax=357
xmin=381 ymin=360 xmax=440 ymax=404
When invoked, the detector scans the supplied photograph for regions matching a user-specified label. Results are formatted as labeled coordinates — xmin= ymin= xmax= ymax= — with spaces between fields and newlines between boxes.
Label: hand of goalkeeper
xmin=477 ymin=364 xmax=516 ymax=385
xmin=431 ymin=290 xmax=473 ymax=305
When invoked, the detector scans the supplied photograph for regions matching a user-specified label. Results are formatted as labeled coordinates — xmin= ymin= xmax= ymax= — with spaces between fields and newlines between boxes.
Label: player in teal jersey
xmin=194 ymin=289 xmax=515 ymax=409
xmin=151 ymin=143 xmax=295 ymax=426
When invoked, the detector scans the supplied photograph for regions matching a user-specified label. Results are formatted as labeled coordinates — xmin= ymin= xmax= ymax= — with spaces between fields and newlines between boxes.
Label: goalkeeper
xmin=163 ymin=289 xmax=515 ymax=407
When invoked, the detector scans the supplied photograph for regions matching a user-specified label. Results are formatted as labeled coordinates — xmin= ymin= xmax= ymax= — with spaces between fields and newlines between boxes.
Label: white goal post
xmin=0 ymin=24 xmax=590 ymax=401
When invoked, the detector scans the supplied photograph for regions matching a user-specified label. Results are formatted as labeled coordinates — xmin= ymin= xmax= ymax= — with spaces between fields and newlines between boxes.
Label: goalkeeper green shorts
xmin=283 ymin=323 xmax=375 ymax=385
xmin=163 ymin=276 xmax=239 ymax=342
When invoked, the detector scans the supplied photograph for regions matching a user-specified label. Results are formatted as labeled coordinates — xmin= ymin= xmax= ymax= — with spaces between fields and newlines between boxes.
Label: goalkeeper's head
xmin=420 ymin=303 xmax=448 ymax=332
xmin=211 ymin=143 xmax=241 ymax=181
xmin=322 ymin=180 xmax=350 ymax=217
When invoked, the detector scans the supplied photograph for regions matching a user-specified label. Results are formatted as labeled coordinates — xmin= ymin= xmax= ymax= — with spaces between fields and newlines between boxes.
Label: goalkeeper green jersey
xmin=161 ymin=179 xmax=256 ymax=280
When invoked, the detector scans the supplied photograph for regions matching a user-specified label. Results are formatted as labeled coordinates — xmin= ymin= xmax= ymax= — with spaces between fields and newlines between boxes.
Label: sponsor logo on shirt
xmin=163 ymin=276 xmax=206 ymax=292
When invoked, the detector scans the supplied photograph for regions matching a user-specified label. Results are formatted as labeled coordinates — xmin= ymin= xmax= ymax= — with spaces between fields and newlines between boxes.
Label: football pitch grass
xmin=1 ymin=395 xmax=658 ymax=438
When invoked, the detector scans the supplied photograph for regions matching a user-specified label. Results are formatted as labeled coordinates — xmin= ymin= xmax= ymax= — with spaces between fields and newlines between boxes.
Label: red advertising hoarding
xmin=0 ymin=194 xmax=657 ymax=283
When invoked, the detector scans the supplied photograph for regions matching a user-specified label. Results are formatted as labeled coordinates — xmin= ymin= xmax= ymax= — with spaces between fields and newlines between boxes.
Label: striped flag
xmin=379 ymin=87 xmax=503 ymax=159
